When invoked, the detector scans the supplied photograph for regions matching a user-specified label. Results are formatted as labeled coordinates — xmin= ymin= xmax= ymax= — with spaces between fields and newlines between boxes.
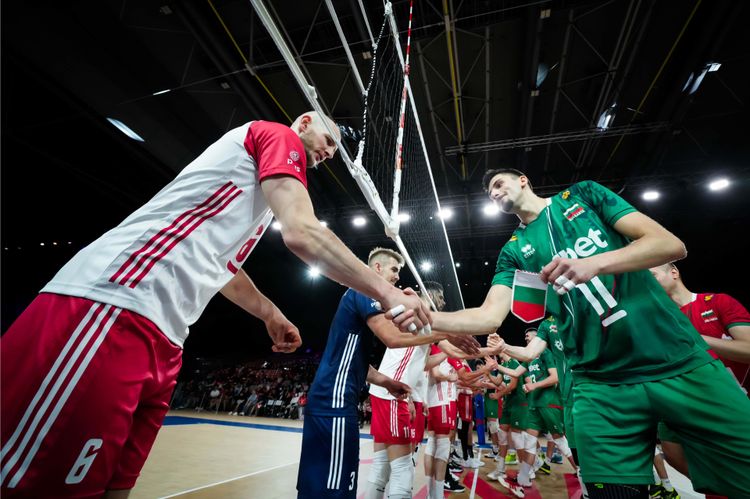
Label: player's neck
xmin=515 ymin=194 xmax=548 ymax=225
xmin=671 ymin=285 xmax=694 ymax=307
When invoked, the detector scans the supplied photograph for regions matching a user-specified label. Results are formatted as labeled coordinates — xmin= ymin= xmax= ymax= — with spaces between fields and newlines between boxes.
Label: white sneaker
xmin=471 ymin=458 xmax=486 ymax=467
xmin=518 ymin=474 xmax=533 ymax=487
xmin=529 ymin=469 xmax=536 ymax=480
xmin=498 ymin=475 xmax=525 ymax=498
xmin=487 ymin=470 xmax=500 ymax=480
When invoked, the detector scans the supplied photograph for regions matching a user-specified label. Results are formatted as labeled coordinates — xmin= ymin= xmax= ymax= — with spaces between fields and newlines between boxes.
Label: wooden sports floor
xmin=130 ymin=410 xmax=703 ymax=498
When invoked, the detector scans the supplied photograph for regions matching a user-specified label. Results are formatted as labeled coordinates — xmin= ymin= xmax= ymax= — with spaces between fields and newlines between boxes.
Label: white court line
xmin=158 ymin=460 xmax=299 ymax=498
xmin=469 ymin=449 xmax=480 ymax=499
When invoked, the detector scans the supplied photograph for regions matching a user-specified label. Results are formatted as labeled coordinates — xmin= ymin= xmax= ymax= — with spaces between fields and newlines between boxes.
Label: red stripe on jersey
xmin=110 ymin=181 xmax=236 ymax=284
xmin=393 ymin=347 xmax=414 ymax=382
xmin=127 ymin=187 xmax=242 ymax=288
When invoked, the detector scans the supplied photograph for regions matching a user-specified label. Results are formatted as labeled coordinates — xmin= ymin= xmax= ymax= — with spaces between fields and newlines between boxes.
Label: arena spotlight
xmin=438 ymin=207 xmax=454 ymax=220
xmin=708 ymin=178 xmax=730 ymax=191
xmin=483 ymin=203 xmax=500 ymax=216
xmin=352 ymin=216 xmax=367 ymax=227
xmin=420 ymin=261 xmax=433 ymax=272
xmin=642 ymin=191 xmax=660 ymax=201
xmin=397 ymin=212 xmax=411 ymax=222
xmin=271 ymin=221 xmax=282 ymax=231
xmin=455 ymin=262 xmax=461 ymax=268
xmin=320 ymin=220 xmax=328 ymax=228
xmin=308 ymin=266 xmax=321 ymax=278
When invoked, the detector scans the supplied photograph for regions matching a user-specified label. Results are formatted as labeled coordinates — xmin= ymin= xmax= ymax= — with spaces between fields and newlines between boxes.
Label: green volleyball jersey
xmin=524 ymin=349 xmax=562 ymax=408
xmin=502 ymin=358 xmax=526 ymax=406
xmin=536 ymin=316 xmax=573 ymax=405
xmin=492 ymin=181 xmax=711 ymax=384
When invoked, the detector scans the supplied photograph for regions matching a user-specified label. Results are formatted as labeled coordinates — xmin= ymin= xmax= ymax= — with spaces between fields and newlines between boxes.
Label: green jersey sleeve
xmin=491 ymin=236 xmax=521 ymax=287
xmin=574 ymin=180 xmax=637 ymax=227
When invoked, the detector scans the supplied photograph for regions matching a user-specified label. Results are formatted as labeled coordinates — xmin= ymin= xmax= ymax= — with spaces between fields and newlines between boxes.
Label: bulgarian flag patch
xmin=511 ymin=270 xmax=548 ymax=323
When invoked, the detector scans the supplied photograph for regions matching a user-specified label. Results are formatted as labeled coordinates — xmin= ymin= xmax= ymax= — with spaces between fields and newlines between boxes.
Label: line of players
xmin=297 ymin=168 xmax=750 ymax=499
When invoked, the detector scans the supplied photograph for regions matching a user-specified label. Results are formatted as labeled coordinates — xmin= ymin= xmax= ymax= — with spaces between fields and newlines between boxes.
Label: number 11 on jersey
xmin=576 ymin=276 xmax=627 ymax=327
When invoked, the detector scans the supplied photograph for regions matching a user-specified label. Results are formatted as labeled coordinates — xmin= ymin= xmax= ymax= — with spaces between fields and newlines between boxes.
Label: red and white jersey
xmin=427 ymin=359 xmax=455 ymax=407
xmin=682 ymin=292 xmax=750 ymax=389
xmin=369 ymin=341 xmax=430 ymax=401
xmin=42 ymin=121 xmax=307 ymax=347
xmin=412 ymin=370 xmax=428 ymax=404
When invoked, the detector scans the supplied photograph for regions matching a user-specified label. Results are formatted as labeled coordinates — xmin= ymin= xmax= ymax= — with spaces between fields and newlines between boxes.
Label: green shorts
xmin=574 ymin=360 xmax=750 ymax=496
xmin=528 ymin=406 xmax=564 ymax=435
xmin=564 ymin=404 xmax=576 ymax=449
xmin=510 ymin=404 xmax=528 ymax=431
xmin=657 ymin=421 xmax=680 ymax=444
xmin=485 ymin=398 xmax=499 ymax=419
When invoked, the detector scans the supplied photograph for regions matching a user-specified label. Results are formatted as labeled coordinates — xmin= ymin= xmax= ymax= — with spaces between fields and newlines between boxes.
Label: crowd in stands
xmin=170 ymin=355 xmax=320 ymax=420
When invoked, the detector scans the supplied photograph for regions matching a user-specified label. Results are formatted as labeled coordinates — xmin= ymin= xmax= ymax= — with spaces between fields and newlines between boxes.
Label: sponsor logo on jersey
xmin=555 ymin=339 xmax=564 ymax=351
xmin=521 ymin=243 xmax=536 ymax=258
xmin=556 ymin=228 xmax=608 ymax=259
xmin=510 ymin=235 xmax=518 ymax=242
xmin=528 ymin=363 xmax=541 ymax=372
xmin=705 ymin=294 xmax=714 ymax=301
xmin=564 ymin=203 xmax=585 ymax=221
xmin=561 ymin=190 xmax=571 ymax=200
xmin=550 ymin=324 xmax=558 ymax=333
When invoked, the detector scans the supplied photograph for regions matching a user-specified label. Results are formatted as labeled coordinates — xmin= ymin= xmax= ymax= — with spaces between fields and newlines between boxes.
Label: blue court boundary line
xmin=163 ymin=416 xmax=513 ymax=449
xmin=163 ymin=415 xmax=375 ymax=439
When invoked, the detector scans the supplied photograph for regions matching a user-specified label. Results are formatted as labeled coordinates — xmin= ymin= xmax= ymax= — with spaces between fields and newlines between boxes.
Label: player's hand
xmin=446 ymin=335 xmax=481 ymax=355
xmin=487 ymin=333 xmax=505 ymax=353
xmin=522 ymin=382 xmax=536 ymax=394
xmin=383 ymin=378 xmax=411 ymax=400
xmin=484 ymin=355 xmax=499 ymax=371
xmin=265 ymin=311 xmax=302 ymax=353
xmin=489 ymin=391 xmax=499 ymax=400
xmin=407 ymin=398 xmax=416 ymax=421
xmin=540 ymin=256 xmax=600 ymax=295
xmin=383 ymin=287 xmax=432 ymax=333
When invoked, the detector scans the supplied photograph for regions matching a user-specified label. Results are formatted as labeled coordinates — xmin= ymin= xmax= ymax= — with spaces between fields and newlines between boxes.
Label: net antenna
xmin=249 ymin=0 xmax=463 ymax=311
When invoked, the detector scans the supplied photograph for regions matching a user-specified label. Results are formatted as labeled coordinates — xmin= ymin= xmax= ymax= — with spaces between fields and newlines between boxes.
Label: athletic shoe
xmin=649 ymin=484 xmax=665 ymax=498
xmin=498 ymin=475 xmax=525 ymax=498
xmin=537 ymin=462 xmax=551 ymax=475
xmin=551 ymin=452 xmax=564 ymax=464
xmin=663 ymin=489 xmax=680 ymax=499
xmin=487 ymin=469 xmax=501 ymax=480
xmin=505 ymin=452 xmax=518 ymax=465
xmin=444 ymin=475 xmax=465 ymax=493
xmin=487 ymin=450 xmax=499 ymax=460
xmin=470 ymin=457 xmax=485 ymax=467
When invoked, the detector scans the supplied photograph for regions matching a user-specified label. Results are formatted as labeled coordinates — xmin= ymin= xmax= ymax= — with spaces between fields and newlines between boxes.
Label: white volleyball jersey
xmin=412 ymin=371 xmax=428 ymax=404
xmin=42 ymin=121 xmax=307 ymax=347
xmin=369 ymin=341 xmax=430 ymax=401
xmin=427 ymin=359 xmax=455 ymax=408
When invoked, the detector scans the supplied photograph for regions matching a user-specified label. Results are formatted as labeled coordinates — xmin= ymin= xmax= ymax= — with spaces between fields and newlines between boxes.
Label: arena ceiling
xmin=3 ymin=0 xmax=749 ymax=355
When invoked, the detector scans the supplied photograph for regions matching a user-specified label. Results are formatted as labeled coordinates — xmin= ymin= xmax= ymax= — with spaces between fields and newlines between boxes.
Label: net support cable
xmin=250 ymin=0 xmax=462 ymax=311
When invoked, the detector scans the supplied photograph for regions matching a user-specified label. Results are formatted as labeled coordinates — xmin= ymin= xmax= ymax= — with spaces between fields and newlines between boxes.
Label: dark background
xmin=2 ymin=0 xmax=749 ymax=362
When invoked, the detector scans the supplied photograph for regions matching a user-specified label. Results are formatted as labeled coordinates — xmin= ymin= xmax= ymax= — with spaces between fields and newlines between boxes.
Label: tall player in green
xmin=425 ymin=168 xmax=750 ymax=497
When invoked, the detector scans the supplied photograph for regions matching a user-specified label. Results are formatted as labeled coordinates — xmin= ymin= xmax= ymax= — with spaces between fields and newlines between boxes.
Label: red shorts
xmin=427 ymin=402 xmax=456 ymax=435
xmin=458 ymin=393 xmax=473 ymax=421
xmin=411 ymin=401 xmax=426 ymax=444
xmin=1 ymin=293 xmax=182 ymax=497
xmin=370 ymin=395 xmax=411 ymax=445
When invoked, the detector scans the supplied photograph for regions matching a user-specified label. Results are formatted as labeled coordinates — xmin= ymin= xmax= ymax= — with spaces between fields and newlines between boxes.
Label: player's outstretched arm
xmin=541 ymin=211 xmax=687 ymax=289
xmin=261 ymin=176 xmax=430 ymax=331
xmin=367 ymin=314 xmax=449 ymax=349
xmin=425 ymin=352 xmax=447 ymax=370
xmin=703 ymin=325 xmax=750 ymax=363
xmin=503 ymin=337 xmax=548 ymax=363
xmin=431 ymin=284 xmax=512 ymax=335
xmin=220 ymin=269 xmax=301 ymax=353
xmin=436 ymin=339 xmax=498 ymax=360
xmin=367 ymin=366 xmax=411 ymax=400
xmin=523 ymin=367 xmax=558 ymax=394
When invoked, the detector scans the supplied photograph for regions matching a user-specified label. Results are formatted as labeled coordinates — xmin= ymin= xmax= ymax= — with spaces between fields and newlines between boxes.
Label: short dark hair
xmin=482 ymin=168 xmax=530 ymax=192
xmin=524 ymin=327 xmax=538 ymax=335
xmin=422 ymin=281 xmax=444 ymax=294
